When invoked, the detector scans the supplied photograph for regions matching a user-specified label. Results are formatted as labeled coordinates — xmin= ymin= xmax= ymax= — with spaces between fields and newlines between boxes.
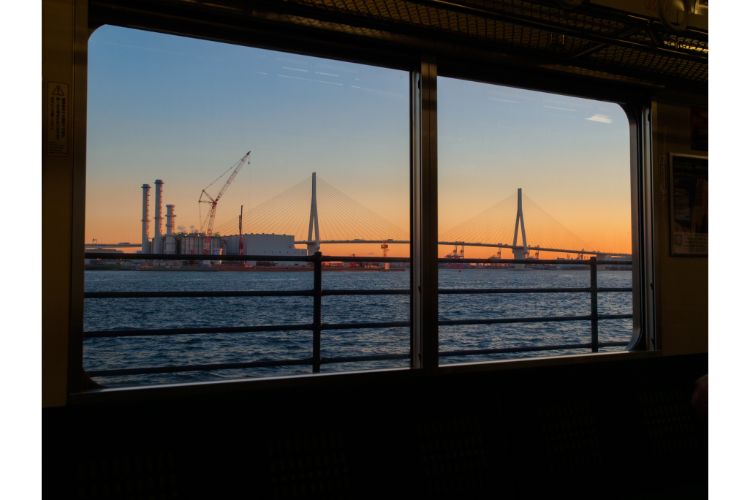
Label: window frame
xmin=68 ymin=10 xmax=655 ymax=398
xmin=429 ymin=67 xmax=655 ymax=358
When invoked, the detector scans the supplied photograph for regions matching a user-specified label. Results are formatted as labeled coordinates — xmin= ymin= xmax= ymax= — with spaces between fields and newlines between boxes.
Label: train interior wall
xmin=43 ymin=0 xmax=81 ymax=408
xmin=41 ymin=0 xmax=708 ymax=497
xmin=651 ymin=100 xmax=708 ymax=354
xmin=41 ymin=0 xmax=709 ymax=409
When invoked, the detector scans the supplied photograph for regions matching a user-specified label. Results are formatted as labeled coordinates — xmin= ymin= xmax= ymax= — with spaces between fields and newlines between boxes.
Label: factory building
xmin=222 ymin=233 xmax=303 ymax=256
xmin=167 ymin=233 xmax=306 ymax=261
xmin=161 ymin=232 xmax=306 ymax=265
xmin=222 ymin=233 xmax=307 ymax=265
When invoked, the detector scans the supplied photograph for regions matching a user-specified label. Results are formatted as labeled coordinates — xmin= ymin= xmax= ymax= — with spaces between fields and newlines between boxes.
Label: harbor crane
xmin=199 ymin=150 xmax=251 ymax=255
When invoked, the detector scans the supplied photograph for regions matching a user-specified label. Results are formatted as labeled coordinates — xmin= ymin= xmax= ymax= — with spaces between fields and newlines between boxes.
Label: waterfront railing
xmin=83 ymin=252 xmax=632 ymax=380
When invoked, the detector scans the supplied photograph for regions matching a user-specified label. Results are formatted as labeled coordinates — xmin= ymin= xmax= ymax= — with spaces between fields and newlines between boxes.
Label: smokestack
xmin=141 ymin=184 xmax=151 ymax=253
xmin=166 ymin=204 xmax=175 ymax=236
xmin=154 ymin=179 xmax=164 ymax=253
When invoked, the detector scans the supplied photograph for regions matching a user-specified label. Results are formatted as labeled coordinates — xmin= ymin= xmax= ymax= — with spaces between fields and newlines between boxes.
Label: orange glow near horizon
xmin=85 ymin=170 xmax=631 ymax=258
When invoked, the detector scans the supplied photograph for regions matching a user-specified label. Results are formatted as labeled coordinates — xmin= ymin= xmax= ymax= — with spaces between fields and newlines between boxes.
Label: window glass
xmin=85 ymin=26 xmax=410 ymax=387
xmin=437 ymin=76 xmax=632 ymax=364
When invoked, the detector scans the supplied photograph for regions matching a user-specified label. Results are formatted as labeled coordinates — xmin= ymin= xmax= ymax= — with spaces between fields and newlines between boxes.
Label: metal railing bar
xmin=440 ymin=343 xmax=593 ymax=357
xmin=87 ymin=357 xmax=314 ymax=377
xmin=321 ymin=353 xmax=411 ymax=364
xmin=85 ymin=252 xmax=630 ymax=266
xmin=439 ymin=287 xmax=632 ymax=294
xmin=85 ymin=253 xmax=315 ymax=262
xmin=84 ymin=252 xmax=411 ymax=263
xmin=85 ymin=290 xmax=314 ymax=299
xmin=88 ymin=340 xmax=633 ymax=377
xmin=322 ymin=289 xmax=410 ymax=296
xmin=88 ymin=352 xmax=415 ymax=378
xmin=439 ymin=315 xmax=592 ymax=326
xmin=84 ymin=324 xmax=314 ymax=338
xmin=321 ymin=256 xmax=410 ymax=263
xmin=83 ymin=315 xmax=632 ymax=339
xmin=84 ymin=287 xmax=633 ymax=300
xmin=86 ymin=339 xmax=634 ymax=377
xmin=598 ymin=341 xmax=630 ymax=347
xmin=87 ymin=339 xmax=632 ymax=377
xmin=439 ymin=257 xmax=631 ymax=265
xmin=83 ymin=287 xmax=633 ymax=299
xmin=440 ymin=287 xmax=590 ymax=294
xmin=322 ymin=321 xmax=411 ymax=331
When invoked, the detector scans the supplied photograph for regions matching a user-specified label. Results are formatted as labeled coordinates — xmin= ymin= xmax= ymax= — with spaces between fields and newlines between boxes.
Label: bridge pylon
xmin=307 ymin=172 xmax=321 ymax=255
xmin=511 ymin=188 xmax=528 ymax=260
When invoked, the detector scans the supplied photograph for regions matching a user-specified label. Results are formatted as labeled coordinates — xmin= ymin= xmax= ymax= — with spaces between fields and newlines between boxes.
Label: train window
xmin=437 ymin=76 xmax=633 ymax=365
xmin=84 ymin=26 xmax=410 ymax=387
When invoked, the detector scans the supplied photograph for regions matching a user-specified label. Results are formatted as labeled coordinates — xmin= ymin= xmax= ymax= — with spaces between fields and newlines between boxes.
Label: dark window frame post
xmin=411 ymin=58 xmax=439 ymax=370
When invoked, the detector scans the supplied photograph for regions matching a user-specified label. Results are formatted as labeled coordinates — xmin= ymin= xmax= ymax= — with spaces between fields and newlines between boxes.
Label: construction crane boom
xmin=199 ymin=150 xmax=251 ymax=254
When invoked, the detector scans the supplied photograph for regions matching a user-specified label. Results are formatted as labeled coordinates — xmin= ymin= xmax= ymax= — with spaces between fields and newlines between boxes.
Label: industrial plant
xmin=88 ymin=151 xmax=631 ymax=271
xmin=139 ymin=177 xmax=306 ymax=263
xmin=136 ymin=150 xmax=308 ymax=267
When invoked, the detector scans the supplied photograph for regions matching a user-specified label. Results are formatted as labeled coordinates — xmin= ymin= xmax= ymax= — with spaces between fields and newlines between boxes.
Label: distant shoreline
xmin=84 ymin=265 xmax=630 ymax=272
xmin=84 ymin=265 xmax=406 ymax=272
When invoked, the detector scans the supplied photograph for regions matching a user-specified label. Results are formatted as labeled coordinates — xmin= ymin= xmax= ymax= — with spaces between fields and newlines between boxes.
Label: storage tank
xmin=179 ymin=234 xmax=200 ymax=255
xmin=164 ymin=235 xmax=176 ymax=255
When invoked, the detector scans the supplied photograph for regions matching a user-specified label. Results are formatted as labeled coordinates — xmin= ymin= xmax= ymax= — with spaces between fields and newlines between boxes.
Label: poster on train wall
xmin=670 ymin=154 xmax=708 ymax=256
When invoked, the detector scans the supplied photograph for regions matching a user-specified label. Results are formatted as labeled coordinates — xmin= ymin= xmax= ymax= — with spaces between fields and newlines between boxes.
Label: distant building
xmin=221 ymin=233 xmax=302 ymax=255
xmin=222 ymin=233 xmax=307 ymax=265
xmin=143 ymin=232 xmax=307 ymax=265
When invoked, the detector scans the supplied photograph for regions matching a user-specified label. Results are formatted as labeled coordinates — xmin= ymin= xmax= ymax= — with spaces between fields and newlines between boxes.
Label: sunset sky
xmin=86 ymin=26 xmax=630 ymax=258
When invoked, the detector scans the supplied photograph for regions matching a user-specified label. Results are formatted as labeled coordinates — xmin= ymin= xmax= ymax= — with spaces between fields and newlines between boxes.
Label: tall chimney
xmin=154 ymin=179 xmax=164 ymax=253
xmin=166 ymin=204 xmax=175 ymax=236
xmin=141 ymin=184 xmax=151 ymax=253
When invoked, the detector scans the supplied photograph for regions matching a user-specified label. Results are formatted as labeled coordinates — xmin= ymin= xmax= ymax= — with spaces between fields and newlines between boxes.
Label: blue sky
xmin=438 ymin=76 xmax=630 ymax=251
xmin=87 ymin=26 xmax=410 ymax=244
xmin=86 ymin=25 xmax=630 ymax=253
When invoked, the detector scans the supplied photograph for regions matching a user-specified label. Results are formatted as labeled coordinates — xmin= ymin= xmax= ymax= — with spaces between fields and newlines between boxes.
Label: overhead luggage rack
xmin=90 ymin=0 xmax=707 ymax=91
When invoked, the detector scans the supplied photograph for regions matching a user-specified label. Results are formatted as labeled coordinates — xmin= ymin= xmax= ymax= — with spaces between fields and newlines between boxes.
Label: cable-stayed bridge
xmin=88 ymin=173 xmax=630 ymax=259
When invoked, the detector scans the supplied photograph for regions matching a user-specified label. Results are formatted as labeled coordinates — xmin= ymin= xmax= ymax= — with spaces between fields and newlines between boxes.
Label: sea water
xmin=83 ymin=268 xmax=632 ymax=387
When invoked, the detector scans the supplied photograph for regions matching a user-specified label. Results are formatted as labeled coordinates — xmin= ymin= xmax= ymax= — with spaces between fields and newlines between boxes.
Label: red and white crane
xmin=199 ymin=150 xmax=251 ymax=255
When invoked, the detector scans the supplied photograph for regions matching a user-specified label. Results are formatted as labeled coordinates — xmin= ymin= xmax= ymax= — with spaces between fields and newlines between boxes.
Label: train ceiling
xmin=90 ymin=0 xmax=708 ymax=94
